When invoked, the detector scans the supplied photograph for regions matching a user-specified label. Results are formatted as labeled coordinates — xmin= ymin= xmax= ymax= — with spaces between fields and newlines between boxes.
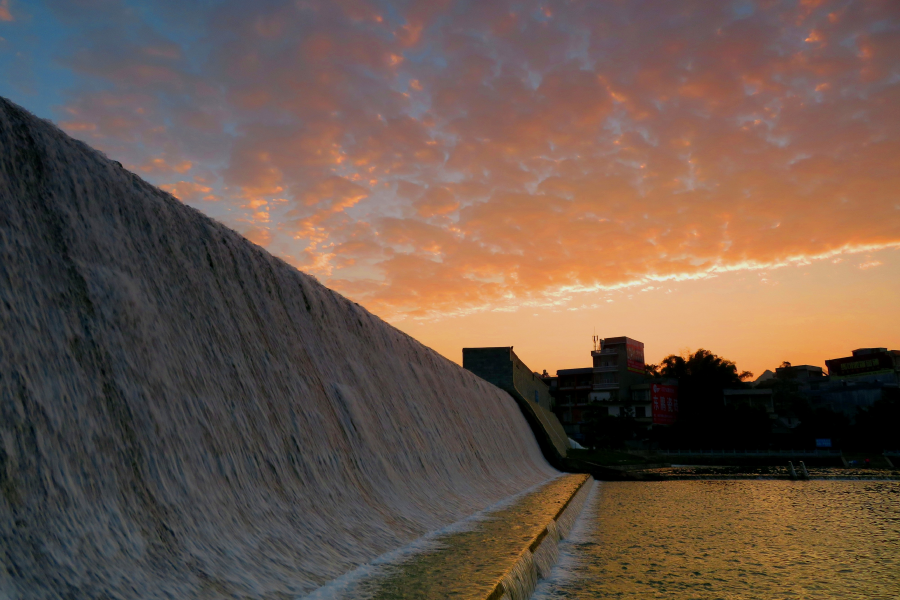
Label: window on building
xmin=634 ymin=406 xmax=646 ymax=418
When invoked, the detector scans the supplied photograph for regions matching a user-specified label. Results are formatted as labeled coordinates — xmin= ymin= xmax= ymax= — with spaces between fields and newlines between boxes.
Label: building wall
xmin=556 ymin=367 xmax=593 ymax=436
xmin=557 ymin=337 xmax=654 ymax=438
xmin=513 ymin=353 xmax=555 ymax=412
xmin=803 ymin=347 xmax=900 ymax=417
xmin=462 ymin=347 xmax=569 ymax=461
xmin=612 ymin=340 xmax=649 ymax=401
xmin=723 ymin=389 xmax=775 ymax=413
xmin=462 ymin=347 xmax=553 ymax=412
xmin=630 ymin=382 xmax=671 ymax=425
xmin=825 ymin=348 xmax=900 ymax=384
xmin=591 ymin=338 xmax=648 ymax=402
xmin=557 ymin=368 xmax=593 ymax=405
xmin=462 ymin=347 xmax=515 ymax=393
xmin=806 ymin=383 xmax=895 ymax=416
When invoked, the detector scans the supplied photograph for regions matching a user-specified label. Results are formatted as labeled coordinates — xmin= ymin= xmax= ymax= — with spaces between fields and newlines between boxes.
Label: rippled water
xmin=536 ymin=481 xmax=900 ymax=599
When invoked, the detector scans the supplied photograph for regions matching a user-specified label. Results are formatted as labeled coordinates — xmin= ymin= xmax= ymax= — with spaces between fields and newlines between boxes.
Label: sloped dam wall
xmin=0 ymin=97 xmax=559 ymax=598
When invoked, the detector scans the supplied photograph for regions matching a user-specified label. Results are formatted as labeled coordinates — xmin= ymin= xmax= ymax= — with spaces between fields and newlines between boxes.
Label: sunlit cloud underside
xmin=8 ymin=0 xmax=900 ymax=321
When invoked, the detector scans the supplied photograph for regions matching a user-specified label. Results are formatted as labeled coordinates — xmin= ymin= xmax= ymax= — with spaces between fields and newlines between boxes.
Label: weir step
xmin=323 ymin=473 xmax=592 ymax=599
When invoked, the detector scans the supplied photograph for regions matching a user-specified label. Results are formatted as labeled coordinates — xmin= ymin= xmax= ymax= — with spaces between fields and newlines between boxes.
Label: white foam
xmin=0 ymin=97 xmax=557 ymax=599
xmin=531 ymin=480 xmax=603 ymax=599
xmin=489 ymin=477 xmax=595 ymax=600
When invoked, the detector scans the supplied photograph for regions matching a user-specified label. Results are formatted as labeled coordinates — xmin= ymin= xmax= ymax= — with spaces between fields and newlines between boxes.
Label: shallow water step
xmin=373 ymin=473 xmax=590 ymax=600
xmin=314 ymin=473 xmax=591 ymax=600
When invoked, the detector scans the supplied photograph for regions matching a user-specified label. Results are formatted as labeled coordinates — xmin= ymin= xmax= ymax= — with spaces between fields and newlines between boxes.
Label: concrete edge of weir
xmin=485 ymin=473 xmax=593 ymax=600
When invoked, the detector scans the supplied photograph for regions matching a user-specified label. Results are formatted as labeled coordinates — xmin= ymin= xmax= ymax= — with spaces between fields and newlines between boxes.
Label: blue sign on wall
xmin=816 ymin=438 xmax=832 ymax=448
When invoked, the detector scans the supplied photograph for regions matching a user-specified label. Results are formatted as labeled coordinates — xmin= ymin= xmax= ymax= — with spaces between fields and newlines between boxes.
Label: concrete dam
xmin=0 ymin=97 xmax=589 ymax=599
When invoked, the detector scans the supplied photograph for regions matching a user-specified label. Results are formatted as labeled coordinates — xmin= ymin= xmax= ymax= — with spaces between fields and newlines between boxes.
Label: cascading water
xmin=0 ymin=97 xmax=559 ymax=599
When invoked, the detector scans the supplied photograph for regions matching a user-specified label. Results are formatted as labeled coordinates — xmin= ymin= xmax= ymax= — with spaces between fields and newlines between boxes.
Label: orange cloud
xmin=413 ymin=187 xmax=458 ymax=218
xmin=300 ymin=176 xmax=369 ymax=209
xmin=0 ymin=0 xmax=12 ymax=22
xmin=241 ymin=226 xmax=274 ymax=247
xmin=60 ymin=121 xmax=97 ymax=133
xmin=138 ymin=157 xmax=192 ymax=174
xmin=160 ymin=181 xmax=216 ymax=202
xmin=47 ymin=0 xmax=900 ymax=322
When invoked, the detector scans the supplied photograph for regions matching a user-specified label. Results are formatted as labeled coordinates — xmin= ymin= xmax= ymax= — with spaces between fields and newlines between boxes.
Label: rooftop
xmin=601 ymin=336 xmax=642 ymax=346
xmin=557 ymin=367 xmax=594 ymax=375
xmin=851 ymin=347 xmax=888 ymax=357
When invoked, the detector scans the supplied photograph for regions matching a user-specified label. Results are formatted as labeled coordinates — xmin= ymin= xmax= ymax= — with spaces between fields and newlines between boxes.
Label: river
xmin=535 ymin=480 xmax=900 ymax=599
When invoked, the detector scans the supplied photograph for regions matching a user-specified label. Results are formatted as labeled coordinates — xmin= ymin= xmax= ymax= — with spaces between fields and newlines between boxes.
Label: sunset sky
xmin=2 ymin=0 xmax=898 ymax=377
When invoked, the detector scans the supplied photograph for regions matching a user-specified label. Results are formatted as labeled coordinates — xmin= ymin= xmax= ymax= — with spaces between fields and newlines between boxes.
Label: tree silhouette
xmin=659 ymin=349 xmax=752 ymax=418
xmin=657 ymin=349 xmax=759 ymax=447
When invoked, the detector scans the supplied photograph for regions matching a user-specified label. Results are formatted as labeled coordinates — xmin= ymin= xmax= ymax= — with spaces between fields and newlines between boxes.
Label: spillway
xmin=0 ymin=97 xmax=562 ymax=598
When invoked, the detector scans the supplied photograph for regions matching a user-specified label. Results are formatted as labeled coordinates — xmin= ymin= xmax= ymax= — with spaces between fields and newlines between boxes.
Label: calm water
xmin=535 ymin=480 xmax=900 ymax=599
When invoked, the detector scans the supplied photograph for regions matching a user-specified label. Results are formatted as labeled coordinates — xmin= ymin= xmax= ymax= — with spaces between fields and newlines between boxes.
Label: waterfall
xmin=0 ymin=97 xmax=558 ymax=599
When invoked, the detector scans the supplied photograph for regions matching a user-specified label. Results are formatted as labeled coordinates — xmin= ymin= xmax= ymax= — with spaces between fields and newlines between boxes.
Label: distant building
xmin=635 ymin=381 xmax=679 ymax=425
xmin=761 ymin=349 xmax=900 ymax=418
xmin=807 ymin=348 xmax=900 ymax=416
xmin=825 ymin=348 xmax=899 ymax=385
xmin=588 ymin=336 xmax=649 ymax=402
xmin=555 ymin=367 xmax=592 ymax=437
xmin=461 ymin=347 xmax=553 ymax=411
xmin=554 ymin=336 xmax=674 ymax=440
xmin=462 ymin=346 xmax=570 ymax=462
xmin=775 ymin=364 xmax=825 ymax=381
xmin=723 ymin=388 xmax=775 ymax=414
xmin=556 ymin=367 xmax=593 ymax=404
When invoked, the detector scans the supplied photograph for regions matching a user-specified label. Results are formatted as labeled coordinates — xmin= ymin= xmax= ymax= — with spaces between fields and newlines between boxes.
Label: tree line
xmin=577 ymin=350 xmax=900 ymax=452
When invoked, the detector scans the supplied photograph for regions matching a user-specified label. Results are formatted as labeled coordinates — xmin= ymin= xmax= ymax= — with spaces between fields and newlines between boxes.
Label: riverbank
xmin=563 ymin=449 xmax=900 ymax=480
xmin=643 ymin=465 xmax=900 ymax=480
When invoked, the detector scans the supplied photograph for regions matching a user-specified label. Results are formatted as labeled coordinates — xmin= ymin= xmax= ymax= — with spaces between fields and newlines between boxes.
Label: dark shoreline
xmin=590 ymin=466 xmax=900 ymax=481
xmin=564 ymin=448 xmax=900 ymax=481
xmin=566 ymin=459 xmax=900 ymax=481
xmin=643 ymin=474 xmax=900 ymax=481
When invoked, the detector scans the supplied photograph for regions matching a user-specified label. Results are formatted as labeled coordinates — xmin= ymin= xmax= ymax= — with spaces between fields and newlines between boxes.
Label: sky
xmin=2 ymin=0 xmax=899 ymax=378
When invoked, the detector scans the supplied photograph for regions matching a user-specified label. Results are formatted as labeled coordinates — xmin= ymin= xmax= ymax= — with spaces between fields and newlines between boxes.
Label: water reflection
xmin=536 ymin=481 xmax=900 ymax=599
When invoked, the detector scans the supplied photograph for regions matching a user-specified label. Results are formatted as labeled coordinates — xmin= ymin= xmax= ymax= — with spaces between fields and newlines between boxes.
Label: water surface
xmin=536 ymin=480 xmax=900 ymax=599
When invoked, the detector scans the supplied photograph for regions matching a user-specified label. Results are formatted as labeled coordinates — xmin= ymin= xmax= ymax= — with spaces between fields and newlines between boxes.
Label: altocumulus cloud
xmin=35 ymin=0 xmax=900 ymax=320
